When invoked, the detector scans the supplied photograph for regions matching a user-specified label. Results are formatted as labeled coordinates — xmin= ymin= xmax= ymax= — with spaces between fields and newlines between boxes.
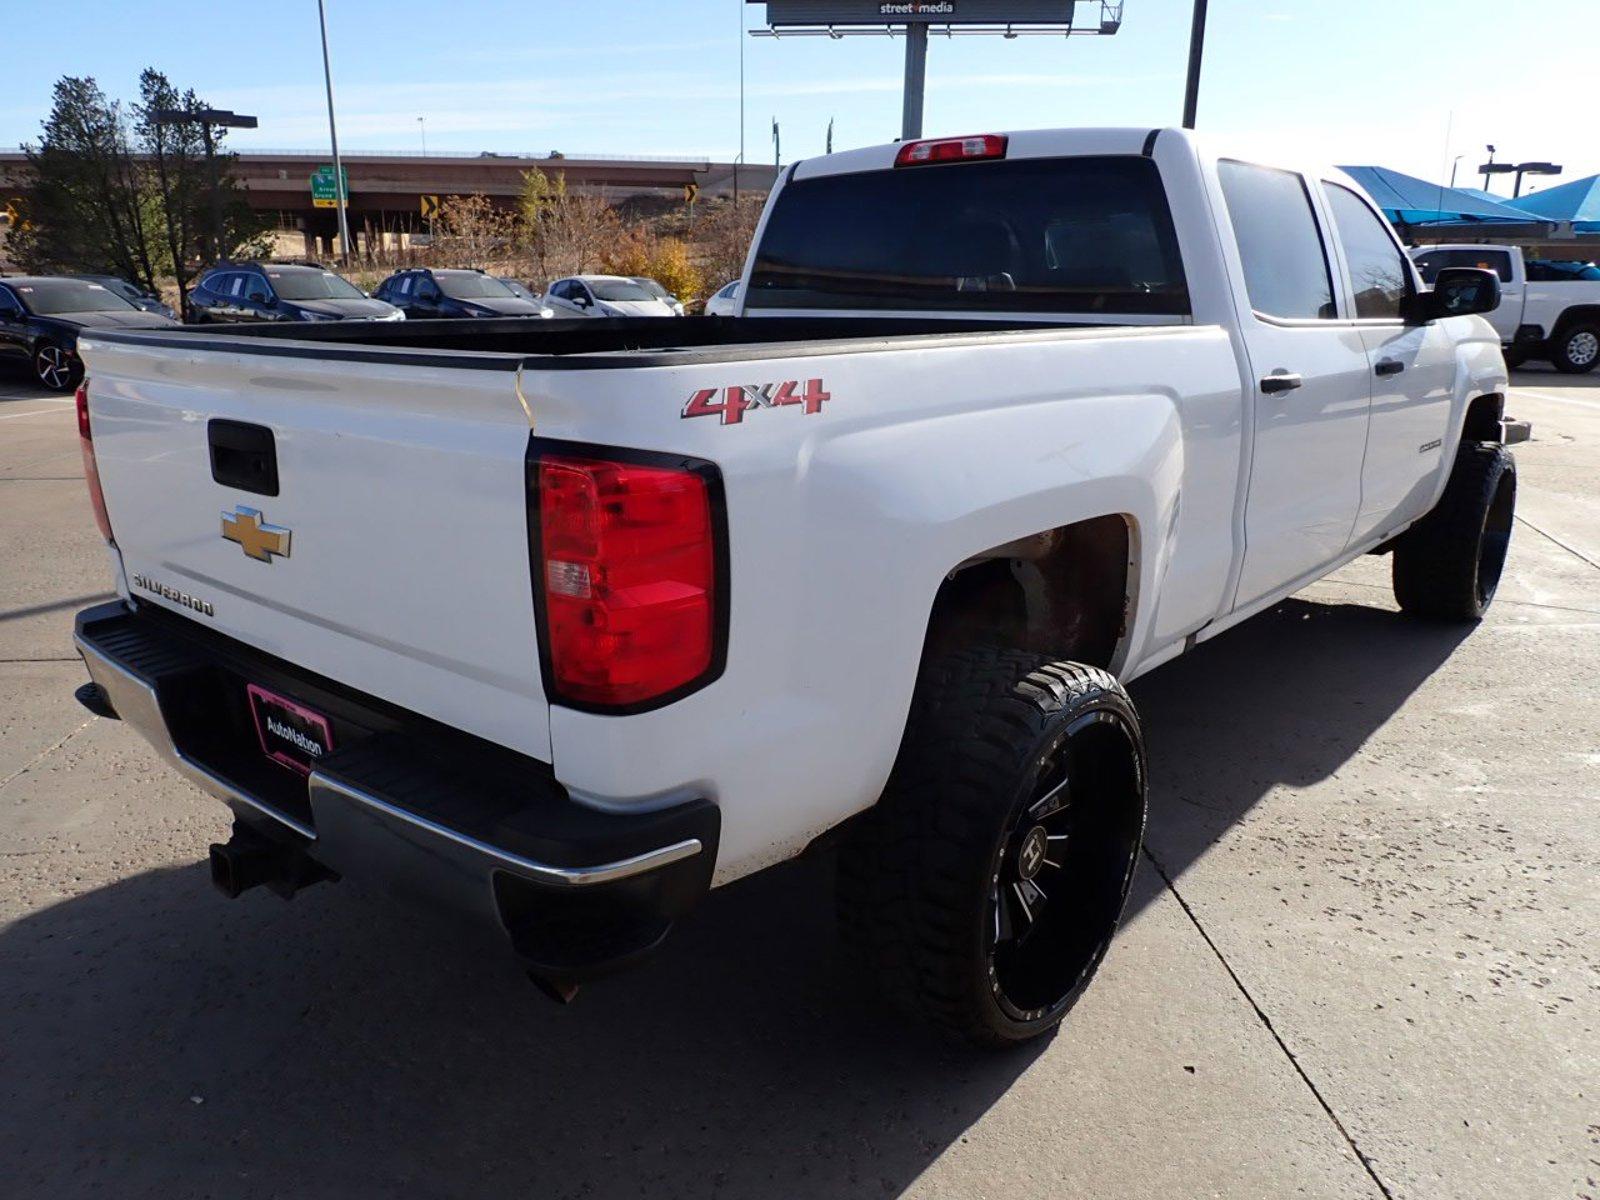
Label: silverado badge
xmin=221 ymin=506 xmax=292 ymax=563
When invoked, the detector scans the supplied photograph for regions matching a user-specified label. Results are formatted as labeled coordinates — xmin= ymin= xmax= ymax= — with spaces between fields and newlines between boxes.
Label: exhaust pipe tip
xmin=74 ymin=680 xmax=118 ymax=720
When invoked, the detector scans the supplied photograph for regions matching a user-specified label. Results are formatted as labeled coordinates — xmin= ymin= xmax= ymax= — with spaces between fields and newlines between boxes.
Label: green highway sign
xmin=310 ymin=165 xmax=349 ymax=208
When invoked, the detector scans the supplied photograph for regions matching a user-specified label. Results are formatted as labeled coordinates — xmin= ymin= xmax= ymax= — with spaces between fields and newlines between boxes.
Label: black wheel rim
xmin=1475 ymin=468 xmax=1515 ymax=608
xmin=985 ymin=708 xmax=1144 ymax=1024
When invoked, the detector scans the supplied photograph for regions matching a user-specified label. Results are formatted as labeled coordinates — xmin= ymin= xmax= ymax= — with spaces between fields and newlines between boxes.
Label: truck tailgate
xmin=79 ymin=334 xmax=549 ymax=761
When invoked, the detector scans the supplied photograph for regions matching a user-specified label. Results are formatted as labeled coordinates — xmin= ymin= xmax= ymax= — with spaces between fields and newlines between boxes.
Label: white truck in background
xmin=71 ymin=128 xmax=1516 ymax=1048
xmin=1411 ymin=242 xmax=1600 ymax=371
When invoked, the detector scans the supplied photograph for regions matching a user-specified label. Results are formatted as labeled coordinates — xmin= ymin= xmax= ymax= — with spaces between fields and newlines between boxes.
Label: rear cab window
xmin=1216 ymin=160 xmax=1336 ymax=320
xmin=746 ymin=155 xmax=1190 ymax=316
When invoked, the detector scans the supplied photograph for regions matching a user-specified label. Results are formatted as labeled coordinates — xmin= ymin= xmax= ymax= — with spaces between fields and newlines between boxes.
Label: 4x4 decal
xmin=682 ymin=378 xmax=831 ymax=426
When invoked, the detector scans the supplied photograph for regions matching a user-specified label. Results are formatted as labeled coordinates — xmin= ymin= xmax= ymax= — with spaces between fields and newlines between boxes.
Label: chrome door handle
xmin=1374 ymin=359 xmax=1405 ymax=376
xmin=1260 ymin=372 xmax=1303 ymax=394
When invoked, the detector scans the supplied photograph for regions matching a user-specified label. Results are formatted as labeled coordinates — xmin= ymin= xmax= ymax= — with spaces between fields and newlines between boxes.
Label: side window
xmin=0 ymin=284 xmax=21 ymax=315
xmin=228 ymin=274 xmax=249 ymax=298
xmin=1217 ymin=160 xmax=1336 ymax=320
xmin=1325 ymin=184 xmax=1410 ymax=319
xmin=1415 ymin=249 xmax=1514 ymax=284
xmin=394 ymin=275 xmax=412 ymax=297
xmin=552 ymin=281 xmax=574 ymax=300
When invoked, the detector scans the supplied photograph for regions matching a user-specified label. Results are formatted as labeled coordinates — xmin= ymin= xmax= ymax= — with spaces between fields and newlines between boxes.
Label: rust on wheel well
xmin=922 ymin=514 xmax=1132 ymax=670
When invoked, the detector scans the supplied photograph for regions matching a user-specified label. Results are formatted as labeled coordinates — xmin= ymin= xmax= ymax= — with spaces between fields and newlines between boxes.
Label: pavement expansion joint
xmin=1513 ymin=514 xmax=1600 ymax=573
xmin=1141 ymin=846 xmax=1398 ymax=1200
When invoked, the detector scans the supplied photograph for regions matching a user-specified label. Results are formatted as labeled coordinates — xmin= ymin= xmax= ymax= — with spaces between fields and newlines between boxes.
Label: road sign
xmin=310 ymin=165 xmax=349 ymax=209
xmin=683 ymin=182 xmax=700 ymax=205
xmin=420 ymin=194 xmax=442 ymax=220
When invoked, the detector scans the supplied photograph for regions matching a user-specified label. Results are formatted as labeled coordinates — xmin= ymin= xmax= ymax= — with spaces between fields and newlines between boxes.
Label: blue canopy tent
xmin=1339 ymin=166 xmax=1542 ymax=229
xmin=1506 ymin=173 xmax=1600 ymax=232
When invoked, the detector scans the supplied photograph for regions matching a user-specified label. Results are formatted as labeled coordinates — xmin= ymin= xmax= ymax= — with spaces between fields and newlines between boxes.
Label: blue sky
xmin=3 ymin=1 xmax=1593 ymax=192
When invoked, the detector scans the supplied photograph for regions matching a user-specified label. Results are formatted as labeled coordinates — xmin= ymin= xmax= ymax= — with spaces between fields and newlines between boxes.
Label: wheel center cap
xmin=1017 ymin=825 xmax=1049 ymax=881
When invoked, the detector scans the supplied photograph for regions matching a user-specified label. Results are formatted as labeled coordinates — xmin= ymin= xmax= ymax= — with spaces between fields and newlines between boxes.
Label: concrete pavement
xmin=0 ymin=366 xmax=1595 ymax=1199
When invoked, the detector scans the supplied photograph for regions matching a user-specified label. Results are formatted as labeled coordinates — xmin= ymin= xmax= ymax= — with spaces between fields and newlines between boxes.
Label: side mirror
xmin=1407 ymin=267 xmax=1500 ymax=322
xmin=247 ymin=290 xmax=271 ymax=305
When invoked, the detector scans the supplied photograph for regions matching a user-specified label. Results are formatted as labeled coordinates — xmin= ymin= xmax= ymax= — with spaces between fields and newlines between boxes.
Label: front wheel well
xmin=1462 ymin=392 xmax=1505 ymax=442
xmin=921 ymin=514 xmax=1132 ymax=672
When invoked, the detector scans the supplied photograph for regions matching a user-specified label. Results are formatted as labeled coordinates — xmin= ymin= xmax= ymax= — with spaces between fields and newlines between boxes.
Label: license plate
xmin=246 ymin=683 xmax=334 ymax=775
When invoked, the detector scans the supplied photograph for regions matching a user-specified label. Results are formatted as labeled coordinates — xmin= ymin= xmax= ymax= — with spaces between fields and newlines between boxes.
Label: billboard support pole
xmin=1181 ymin=0 xmax=1207 ymax=129
xmin=901 ymin=23 xmax=928 ymax=140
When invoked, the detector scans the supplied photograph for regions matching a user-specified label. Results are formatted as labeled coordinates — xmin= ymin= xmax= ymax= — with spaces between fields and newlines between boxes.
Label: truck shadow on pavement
xmin=1127 ymin=594 xmax=1472 ymax=923
xmin=0 ymin=596 xmax=1469 ymax=1200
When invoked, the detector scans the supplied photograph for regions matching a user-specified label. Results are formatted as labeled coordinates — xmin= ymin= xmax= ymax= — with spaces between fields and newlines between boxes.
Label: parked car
xmin=374 ymin=268 xmax=551 ymax=319
xmin=543 ymin=275 xmax=678 ymax=318
xmin=72 ymin=127 xmax=1514 ymax=1047
xmin=496 ymin=277 xmax=555 ymax=316
xmin=190 ymin=262 xmax=403 ymax=324
xmin=69 ymin=274 xmax=178 ymax=321
xmin=1410 ymin=243 xmax=1600 ymax=371
xmin=631 ymin=276 xmax=685 ymax=316
xmin=704 ymin=280 xmax=741 ymax=316
xmin=0 ymin=275 xmax=177 ymax=390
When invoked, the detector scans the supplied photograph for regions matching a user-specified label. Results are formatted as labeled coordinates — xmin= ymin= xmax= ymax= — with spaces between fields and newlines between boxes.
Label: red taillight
xmin=894 ymin=133 xmax=1008 ymax=167
xmin=535 ymin=451 xmax=722 ymax=709
xmin=75 ymin=382 xmax=115 ymax=545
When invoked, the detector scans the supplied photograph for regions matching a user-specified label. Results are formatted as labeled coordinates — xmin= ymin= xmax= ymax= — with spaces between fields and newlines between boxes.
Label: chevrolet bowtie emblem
xmin=221 ymin=506 xmax=292 ymax=563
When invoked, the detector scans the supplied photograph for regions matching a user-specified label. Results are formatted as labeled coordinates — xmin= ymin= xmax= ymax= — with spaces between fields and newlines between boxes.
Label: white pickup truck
xmin=72 ymin=128 xmax=1516 ymax=1047
xmin=1411 ymin=242 xmax=1600 ymax=372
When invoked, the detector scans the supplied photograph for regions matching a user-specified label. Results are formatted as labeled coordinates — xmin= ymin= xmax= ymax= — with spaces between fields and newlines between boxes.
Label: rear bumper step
xmin=73 ymin=601 xmax=718 ymax=979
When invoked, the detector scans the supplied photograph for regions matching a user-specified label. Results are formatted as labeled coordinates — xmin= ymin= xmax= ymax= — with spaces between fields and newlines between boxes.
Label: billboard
xmin=756 ymin=0 xmax=1075 ymax=25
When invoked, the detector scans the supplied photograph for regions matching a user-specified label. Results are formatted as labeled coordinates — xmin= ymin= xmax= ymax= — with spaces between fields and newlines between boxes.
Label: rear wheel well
xmin=922 ymin=515 xmax=1132 ymax=671
xmin=1462 ymin=392 xmax=1504 ymax=442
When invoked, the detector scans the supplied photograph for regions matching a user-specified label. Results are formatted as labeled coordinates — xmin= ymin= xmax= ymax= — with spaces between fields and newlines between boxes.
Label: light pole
xmin=1449 ymin=155 xmax=1463 ymax=188
xmin=417 ymin=116 xmax=427 ymax=157
xmin=1511 ymin=162 xmax=1561 ymax=198
xmin=151 ymin=107 xmax=258 ymax=264
xmin=1182 ymin=0 xmax=1209 ymax=128
xmin=316 ymin=0 xmax=353 ymax=263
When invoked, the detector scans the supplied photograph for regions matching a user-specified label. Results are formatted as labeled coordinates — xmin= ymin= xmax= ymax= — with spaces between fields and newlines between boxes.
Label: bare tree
xmin=519 ymin=167 xmax=618 ymax=282
xmin=433 ymin=193 xmax=517 ymax=266
xmin=697 ymin=198 xmax=762 ymax=289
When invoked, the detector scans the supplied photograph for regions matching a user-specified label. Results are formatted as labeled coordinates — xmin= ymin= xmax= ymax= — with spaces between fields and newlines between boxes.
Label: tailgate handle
xmin=208 ymin=420 xmax=279 ymax=497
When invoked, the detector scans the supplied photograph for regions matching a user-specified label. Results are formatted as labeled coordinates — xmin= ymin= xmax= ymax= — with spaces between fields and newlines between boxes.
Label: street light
xmin=316 ymin=0 xmax=353 ymax=263
xmin=151 ymin=106 xmax=257 ymax=264
xmin=1477 ymin=157 xmax=1562 ymax=197
xmin=417 ymin=116 xmax=427 ymax=157
xmin=1511 ymin=162 xmax=1562 ymax=198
